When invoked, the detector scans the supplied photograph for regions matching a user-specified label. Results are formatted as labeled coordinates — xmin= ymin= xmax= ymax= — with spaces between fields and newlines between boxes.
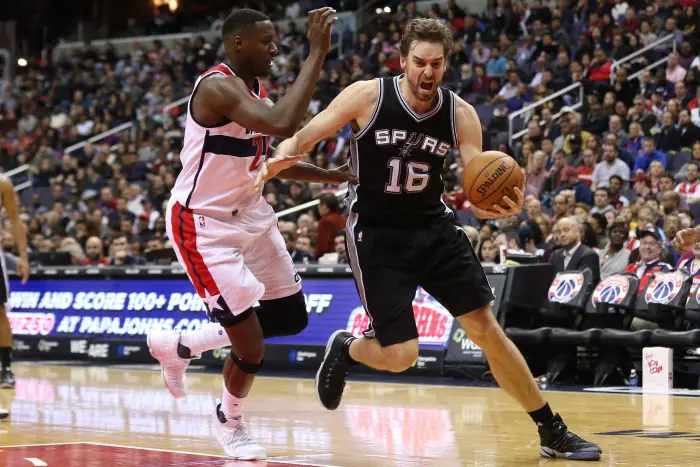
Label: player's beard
xmin=407 ymin=75 xmax=439 ymax=102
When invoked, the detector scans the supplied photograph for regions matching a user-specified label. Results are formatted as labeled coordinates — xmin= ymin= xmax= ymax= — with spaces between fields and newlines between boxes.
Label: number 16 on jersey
xmin=385 ymin=158 xmax=431 ymax=194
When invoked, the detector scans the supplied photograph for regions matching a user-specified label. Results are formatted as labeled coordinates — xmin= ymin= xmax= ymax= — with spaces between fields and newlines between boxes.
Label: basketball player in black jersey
xmin=256 ymin=19 xmax=601 ymax=461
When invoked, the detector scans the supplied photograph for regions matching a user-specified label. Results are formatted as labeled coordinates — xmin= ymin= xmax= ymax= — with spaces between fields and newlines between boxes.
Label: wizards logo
xmin=548 ymin=273 xmax=584 ymax=303
xmin=592 ymin=276 xmax=629 ymax=306
xmin=645 ymin=272 xmax=683 ymax=305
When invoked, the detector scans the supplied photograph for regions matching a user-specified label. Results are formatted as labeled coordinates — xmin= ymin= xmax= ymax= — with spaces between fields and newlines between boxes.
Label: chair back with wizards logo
xmin=543 ymin=269 xmax=595 ymax=328
xmin=636 ymin=270 xmax=693 ymax=330
xmin=584 ymin=273 xmax=640 ymax=329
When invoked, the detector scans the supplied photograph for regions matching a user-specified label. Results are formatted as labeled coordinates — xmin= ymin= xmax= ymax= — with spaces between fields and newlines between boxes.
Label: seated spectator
xmin=478 ymin=237 xmax=501 ymax=264
xmin=633 ymin=139 xmax=667 ymax=174
xmin=318 ymin=232 xmax=348 ymax=265
xmin=573 ymin=203 xmax=591 ymax=223
xmin=625 ymin=122 xmax=645 ymax=155
xmin=675 ymin=162 xmax=700 ymax=204
xmin=315 ymin=194 xmax=347 ymax=259
xmin=678 ymin=110 xmax=700 ymax=150
xmin=109 ymin=234 xmax=146 ymax=266
xmin=589 ymin=212 xmax=609 ymax=249
xmin=524 ymin=150 xmax=548 ymax=197
xmin=549 ymin=217 xmax=601 ymax=283
xmin=462 ymin=226 xmax=480 ymax=249
xmin=626 ymin=226 xmax=673 ymax=330
xmin=591 ymin=143 xmax=630 ymax=189
xmin=84 ymin=236 xmax=109 ymax=266
xmin=556 ymin=167 xmax=593 ymax=205
xmin=591 ymin=187 xmax=613 ymax=215
xmin=665 ymin=53 xmax=687 ymax=84
xmin=282 ymin=231 xmax=312 ymax=264
xmin=654 ymin=112 xmax=681 ymax=153
xmin=677 ymin=240 xmax=700 ymax=288
xmin=576 ymin=149 xmax=598 ymax=186
xmin=599 ymin=222 xmax=631 ymax=279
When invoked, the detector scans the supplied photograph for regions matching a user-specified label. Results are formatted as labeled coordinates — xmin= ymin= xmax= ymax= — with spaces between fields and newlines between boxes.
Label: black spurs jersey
xmin=346 ymin=76 xmax=458 ymax=227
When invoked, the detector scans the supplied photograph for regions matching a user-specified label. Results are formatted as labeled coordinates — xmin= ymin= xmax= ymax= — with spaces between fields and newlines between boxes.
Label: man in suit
xmin=548 ymin=217 xmax=601 ymax=284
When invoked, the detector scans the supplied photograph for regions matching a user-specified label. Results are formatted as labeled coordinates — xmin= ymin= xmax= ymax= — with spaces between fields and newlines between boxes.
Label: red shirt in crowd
xmin=624 ymin=259 xmax=673 ymax=295
xmin=588 ymin=61 xmax=612 ymax=82
xmin=315 ymin=211 xmax=347 ymax=259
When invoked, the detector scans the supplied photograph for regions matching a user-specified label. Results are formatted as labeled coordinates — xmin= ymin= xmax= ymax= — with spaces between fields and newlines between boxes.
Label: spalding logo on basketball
xmin=346 ymin=287 xmax=454 ymax=345
xmin=591 ymin=276 xmax=629 ymax=306
xmin=645 ymin=272 xmax=683 ymax=305
xmin=548 ymin=273 xmax=584 ymax=303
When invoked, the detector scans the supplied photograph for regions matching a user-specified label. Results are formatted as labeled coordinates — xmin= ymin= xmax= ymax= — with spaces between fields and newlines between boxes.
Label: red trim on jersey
xmin=170 ymin=201 xmax=220 ymax=297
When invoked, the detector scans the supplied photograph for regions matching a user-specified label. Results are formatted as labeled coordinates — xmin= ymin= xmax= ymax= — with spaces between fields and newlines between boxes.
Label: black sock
xmin=342 ymin=337 xmax=358 ymax=365
xmin=176 ymin=344 xmax=192 ymax=359
xmin=0 ymin=347 xmax=10 ymax=369
xmin=528 ymin=402 xmax=555 ymax=426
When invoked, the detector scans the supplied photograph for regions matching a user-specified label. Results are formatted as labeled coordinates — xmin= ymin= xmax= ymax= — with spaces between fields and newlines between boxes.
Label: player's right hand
xmin=673 ymin=227 xmax=700 ymax=254
xmin=253 ymin=153 xmax=302 ymax=192
xmin=307 ymin=7 xmax=337 ymax=55
xmin=17 ymin=257 xmax=29 ymax=284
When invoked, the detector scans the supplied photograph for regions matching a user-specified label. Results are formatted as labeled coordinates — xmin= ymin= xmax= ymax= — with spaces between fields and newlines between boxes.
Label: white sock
xmin=221 ymin=382 xmax=244 ymax=420
xmin=179 ymin=323 xmax=231 ymax=356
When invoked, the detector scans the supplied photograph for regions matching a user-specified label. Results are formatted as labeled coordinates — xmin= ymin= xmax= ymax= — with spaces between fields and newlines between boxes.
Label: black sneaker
xmin=0 ymin=368 xmax=15 ymax=389
xmin=539 ymin=414 xmax=602 ymax=461
xmin=315 ymin=330 xmax=355 ymax=410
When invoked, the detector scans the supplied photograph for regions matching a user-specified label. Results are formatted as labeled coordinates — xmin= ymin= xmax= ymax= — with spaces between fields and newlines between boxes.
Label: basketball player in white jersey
xmin=146 ymin=8 xmax=352 ymax=460
xmin=256 ymin=18 xmax=602 ymax=461
xmin=0 ymin=175 xmax=30 ymax=393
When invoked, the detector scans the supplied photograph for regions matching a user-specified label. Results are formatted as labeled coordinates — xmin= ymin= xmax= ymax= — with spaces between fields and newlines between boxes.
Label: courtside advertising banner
xmin=8 ymin=279 xmax=453 ymax=349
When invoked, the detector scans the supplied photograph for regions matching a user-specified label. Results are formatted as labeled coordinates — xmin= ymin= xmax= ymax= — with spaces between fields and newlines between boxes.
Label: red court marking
xmin=0 ymin=443 xmax=321 ymax=467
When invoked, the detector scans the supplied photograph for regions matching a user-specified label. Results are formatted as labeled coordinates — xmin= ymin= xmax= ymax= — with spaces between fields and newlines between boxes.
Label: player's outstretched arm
xmin=203 ymin=8 xmax=337 ymax=137
xmin=253 ymin=80 xmax=376 ymax=190
xmin=454 ymin=96 xmax=524 ymax=220
xmin=0 ymin=177 xmax=29 ymax=283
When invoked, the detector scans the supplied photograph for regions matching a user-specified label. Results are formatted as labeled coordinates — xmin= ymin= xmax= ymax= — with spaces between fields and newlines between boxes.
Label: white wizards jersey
xmin=171 ymin=62 xmax=274 ymax=223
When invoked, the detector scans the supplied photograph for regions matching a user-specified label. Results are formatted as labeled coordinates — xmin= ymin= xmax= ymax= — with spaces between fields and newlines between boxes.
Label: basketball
xmin=463 ymin=151 xmax=525 ymax=210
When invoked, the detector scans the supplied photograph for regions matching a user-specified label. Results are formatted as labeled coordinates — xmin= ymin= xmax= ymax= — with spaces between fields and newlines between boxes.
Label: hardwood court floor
xmin=0 ymin=363 xmax=699 ymax=467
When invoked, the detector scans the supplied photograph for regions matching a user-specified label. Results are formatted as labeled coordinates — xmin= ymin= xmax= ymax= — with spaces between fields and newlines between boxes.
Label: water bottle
xmin=628 ymin=369 xmax=638 ymax=388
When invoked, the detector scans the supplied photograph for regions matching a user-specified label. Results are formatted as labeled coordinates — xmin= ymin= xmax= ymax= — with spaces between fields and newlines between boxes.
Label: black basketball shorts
xmin=345 ymin=214 xmax=495 ymax=347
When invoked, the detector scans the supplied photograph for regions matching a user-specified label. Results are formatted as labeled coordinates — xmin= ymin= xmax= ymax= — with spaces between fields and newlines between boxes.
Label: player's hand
xmin=17 ymin=258 xmax=29 ymax=284
xmin=471 ymin=186 xmax=524 ymax=220
xmin=307 ymin=7 xmax=337 ymax=55
xmin=328 ymin=164 xmax=358 ymax=185
xmin=673 ymin=227 xmax=700 ymax=254
xmin=253 ymin=153 xmax=302 ymax=192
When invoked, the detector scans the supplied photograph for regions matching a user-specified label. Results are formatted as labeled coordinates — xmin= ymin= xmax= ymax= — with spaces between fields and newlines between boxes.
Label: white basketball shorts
xmin=166 ymin=196 xmax=302 ymax=321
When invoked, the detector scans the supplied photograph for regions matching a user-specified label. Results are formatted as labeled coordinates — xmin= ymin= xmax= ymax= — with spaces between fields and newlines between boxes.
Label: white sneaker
xmin=212 ymin=399 xmax=266 ymax=460
xmin=147 ymin=330 xmax=193 ymax=398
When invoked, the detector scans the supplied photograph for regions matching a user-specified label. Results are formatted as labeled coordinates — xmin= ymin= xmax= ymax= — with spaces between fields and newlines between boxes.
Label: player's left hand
xmin=17 ymin=257 xmax=29 ymax=284
xmin=471 ymin=186 xmax=524 ymax=220
xmin=253 ymin=153 xmax=302 ymax=192
xmin=328 ymin=164 xmax=358 ymax=185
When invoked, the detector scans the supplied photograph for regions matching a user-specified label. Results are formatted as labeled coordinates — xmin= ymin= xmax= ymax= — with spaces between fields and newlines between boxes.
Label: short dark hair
xmin=319 ymin=193 xmax=341 ymax=213
xmin=399 ymin=18 xmax=454 ymax=57
xmin=222 ymin=9 xmax=270 ymax=38
xmin=591 ymin=212 xmax=608 ymax=231
xmin=610 ymin=222 xmax=629 ymax=234
xmin=659 ymin=172 xmax=674 ymax=182
xmin=609 ymin=175 xmax=624 ymax=185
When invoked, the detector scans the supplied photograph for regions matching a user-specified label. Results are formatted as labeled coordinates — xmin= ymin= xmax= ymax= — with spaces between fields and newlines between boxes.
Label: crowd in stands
xmin=0 ymin=0 xmax=699 ymax=283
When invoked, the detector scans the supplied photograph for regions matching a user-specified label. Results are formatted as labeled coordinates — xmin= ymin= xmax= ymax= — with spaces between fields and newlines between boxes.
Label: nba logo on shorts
xmin=199 ymin=216 xmax=206 ymax=228
xmin=358 ymin=231 xmax=363 ymax=242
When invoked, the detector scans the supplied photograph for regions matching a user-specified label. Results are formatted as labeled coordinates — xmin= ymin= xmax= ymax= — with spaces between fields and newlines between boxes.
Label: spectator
xmin=315 ymin=194 xmax=347 ymax=259
xmin=478 ymin=237 xmax=501 ymax=263
xmin=633 ymin=139 xmax=667 ymax=174
xmin=556 ymin=167 xmax=594 ymax=205
xmin=599 ymin=223 xmax=631 ymax=279
xmin=84 ymin=236 xmax=109 ymax=266
xmin=109 ymin=234 xmax=146 ymax=266
xmin=318 ymin=232 xmax=348 ymax=265
xmin=654 ymin=112 xmax=681 ymax=152
xmin=679 ymin=110 xmax=700 ymax=149
xmin=591 ymin=187 xmax=614 ymax=215
xmin=282 ymin=231 xmax=312 ymax=264
xmin=549 ymin=217 xmax=601 ymax=284
xmin=591 ymin=144 xmax=630 ymax=189
xmin=675 ymin=162 xmax=700 ymax=204
xmin=627 ymin=226 xmax=673 ymax=330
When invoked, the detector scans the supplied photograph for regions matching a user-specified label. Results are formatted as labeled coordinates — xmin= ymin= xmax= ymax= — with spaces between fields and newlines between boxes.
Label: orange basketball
xmin=463 ymin=151 xmax=525 ymax=211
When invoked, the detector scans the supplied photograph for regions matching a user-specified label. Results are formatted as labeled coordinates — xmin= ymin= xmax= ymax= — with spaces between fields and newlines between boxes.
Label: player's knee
xmin=258 ymin=290 xmax=308 ymax=337
xmin=381 ymin=340 xmax=419 ymax=373
xmin=458 ymin=304 xmax=504 ymax=346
